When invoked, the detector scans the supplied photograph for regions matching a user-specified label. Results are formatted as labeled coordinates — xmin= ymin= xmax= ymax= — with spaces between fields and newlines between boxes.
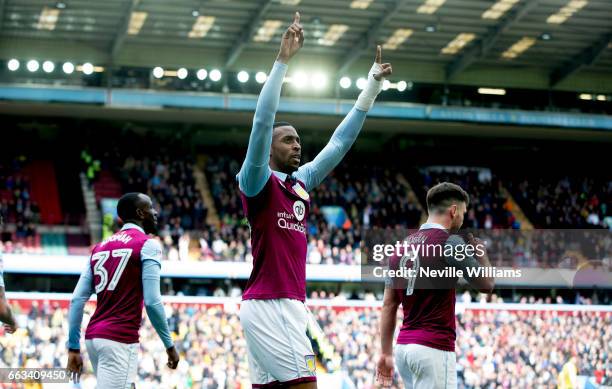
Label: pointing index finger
xmin=294 ymin=11 xmax=300 ymax=24
xmin=375 ymin=45 xmax=382 ymax=64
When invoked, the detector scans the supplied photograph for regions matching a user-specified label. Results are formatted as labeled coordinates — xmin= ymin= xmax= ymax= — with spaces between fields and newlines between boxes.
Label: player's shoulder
xmin=90 ymin=241 xmax=102 ymax=255
xmin=444 ymin=233 xmax=465 ymax=246
xmin=242 ymin=173 xmax=275 ymax=201
xmin=419 ymin=227 xmax=450 ymax=243
xmin=141 ymin=238 xmax=163 ymax=263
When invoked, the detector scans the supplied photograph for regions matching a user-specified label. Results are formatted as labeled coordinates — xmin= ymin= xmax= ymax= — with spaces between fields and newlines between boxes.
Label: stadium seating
xmin=2 ymin=139 xmax=610 ymax=270
xmin=415 ymin=167 xmax=517 ymax=229
xmin=506 ymin=176 xmax=611 ymax=229
xmin=203 ymin=154 xmax=423 ymax=265
xmin=0 ymin=297 xmax=609 ymax=389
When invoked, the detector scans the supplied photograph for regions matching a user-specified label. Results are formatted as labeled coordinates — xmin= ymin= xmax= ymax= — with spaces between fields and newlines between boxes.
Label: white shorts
xmin=395 ymin=343 xmax=457 ymax=389
xmin=85 ymin=338 xmax=138 ymax=389
xmin=239 ymin=299 xmax=317 ymax=387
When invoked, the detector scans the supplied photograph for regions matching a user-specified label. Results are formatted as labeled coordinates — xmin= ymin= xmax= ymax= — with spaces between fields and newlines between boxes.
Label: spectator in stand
xmin=204 ymin=155 xmax=421 ymax=265
xmin=420 ymin=167 xmax=515 ymax=229
xmin=508 ymin=176 xmax=610 ymax=229
xmin=0 ymin=157 xmax=42 ymax=254
xmin=1 ymin=296 xmax=610 ymax=388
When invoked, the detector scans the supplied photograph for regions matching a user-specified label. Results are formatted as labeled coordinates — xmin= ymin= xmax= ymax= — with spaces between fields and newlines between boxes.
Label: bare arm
xmin=0 ymin=287 xmax=15 ymax=327
xmin=445 ymin=234 xmax=495 ymax=293
xmin=377 ymin=287 xmax=401 ymax=386
xmin=0 ymin=255 xmax=16 ymax=329
xmin=380 ymin=287 xmax=401 ymax=355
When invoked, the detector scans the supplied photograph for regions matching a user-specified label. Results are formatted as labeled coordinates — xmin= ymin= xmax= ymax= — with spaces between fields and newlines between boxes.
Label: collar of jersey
xmin=272 ymin=170 xmax=292 ymax=182
xmin=419 ymin=222 xmax=446 ymax=231
xmin=121 ymin=222 xmax=144 ymax=233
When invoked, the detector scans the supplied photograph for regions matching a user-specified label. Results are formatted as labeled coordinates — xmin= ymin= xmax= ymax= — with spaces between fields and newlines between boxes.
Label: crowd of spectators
xmin=456 ymin=309 xmax=610 ymax=388
xmin=479 ymin=228 xmax=611 ymax=269
xmin=114 ymin=156 xmax=207 ymax=232
xmin=0 ymin=157 xmax=41 ymax=254
xmin=418 ymin=167 xmax=517 ymax=229
xmin=0 ymin=299 xmax=609 ymax=389
xmin=3 ymin=144 xmax=610 ymax=271
xmin=89 ymin=146 xmax=208 ymax=261
xmin=506 ymin=176 xmax=611 ymax=229
xmin=204 ymin=155 xmax=421 ymax=265
xmin=101 ymin=155 xmax=610 ymax=269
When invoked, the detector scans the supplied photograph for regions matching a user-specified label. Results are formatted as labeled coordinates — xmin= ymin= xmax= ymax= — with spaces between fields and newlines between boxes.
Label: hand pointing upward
xmin=373 ymin=45 xmax=392 ymax=81
xmin=276 ymin=12 xmax=305 ymax=64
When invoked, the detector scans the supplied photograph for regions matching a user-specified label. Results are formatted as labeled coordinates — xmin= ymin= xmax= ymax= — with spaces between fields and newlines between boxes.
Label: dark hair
xmin=426 ymin=182 xmax=469 ymax=214
xmin=273 ymin=121 xmax=293 ymax=129
xmin=117 ymin=192 xmax=144 ymax=222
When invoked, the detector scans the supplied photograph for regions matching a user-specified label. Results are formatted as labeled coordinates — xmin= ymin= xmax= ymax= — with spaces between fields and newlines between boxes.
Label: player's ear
xmin=449 ymin=204 xmax=457 ymax=218
xmin=135 ymin=208 xmax=145 ymax=220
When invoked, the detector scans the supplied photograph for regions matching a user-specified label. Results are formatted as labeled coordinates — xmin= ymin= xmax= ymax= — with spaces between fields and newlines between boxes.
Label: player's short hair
xmin=273 ymin=121 xmax=293 ymax=130
xmin=426 ymin=182 xmax=469 ymax=214
xmin=117 ymin=192 xmax=144 ymax=222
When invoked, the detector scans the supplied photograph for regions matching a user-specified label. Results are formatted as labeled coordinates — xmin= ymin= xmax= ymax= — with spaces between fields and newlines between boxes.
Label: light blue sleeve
xmin=141 ymin=239 xmax=173 ymax=349
xmin=295 ymin=107 xmax=367 ymax=191
xmin=237 ymin=61 xmax=288 ymax=197
xmin=67 ymin=262 xmax=94 ymax=350
xmin=142 ymin=260 xmax=173 ymax=349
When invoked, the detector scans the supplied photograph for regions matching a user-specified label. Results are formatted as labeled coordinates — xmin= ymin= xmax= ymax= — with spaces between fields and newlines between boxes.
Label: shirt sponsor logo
xmin=277 ymin=209 xmax=306 ymax=235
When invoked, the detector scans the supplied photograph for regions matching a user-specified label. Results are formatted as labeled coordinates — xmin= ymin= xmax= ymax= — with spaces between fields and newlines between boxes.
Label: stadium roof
xmin=0 ymin=0 xmax=611 ymax=92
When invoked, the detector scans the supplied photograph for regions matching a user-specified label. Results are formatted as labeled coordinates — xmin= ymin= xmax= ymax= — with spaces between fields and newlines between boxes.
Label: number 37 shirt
xmin=85 ymin=224 xmax=162 ymax=344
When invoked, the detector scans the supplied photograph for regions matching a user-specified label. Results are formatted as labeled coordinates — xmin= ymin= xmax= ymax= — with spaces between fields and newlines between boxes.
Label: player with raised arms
xmin=66 ymin=192 xmax=179 ymax=388
xmin=237 ymin=11 xmax=391 ymax=389
xmin=376 ymin=182 xmax=495 ymax=388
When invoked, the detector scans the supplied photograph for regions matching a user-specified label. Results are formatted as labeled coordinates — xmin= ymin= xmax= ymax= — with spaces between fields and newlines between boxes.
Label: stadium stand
xmin=0 ymin=296 xmax=609 ymax=389
xmin=506 ymin=176 xmax=611 ymax=229
xmin=414 ymin=166 xmax=517 ymax=229
xmin=203 ymin=153 xmax=423 ymax=265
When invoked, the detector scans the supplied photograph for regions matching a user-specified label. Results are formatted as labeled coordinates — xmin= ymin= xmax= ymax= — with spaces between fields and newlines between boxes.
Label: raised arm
xmin=295 ymin=46 xmax=392 ymax=191
xmin=238 ymin=12 xmax=304 ymax=197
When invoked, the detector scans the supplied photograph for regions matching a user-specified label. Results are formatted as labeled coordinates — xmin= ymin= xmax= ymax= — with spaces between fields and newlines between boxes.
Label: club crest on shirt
xmin=305 ymin=355 xmax=316 ymax=373
xmin=293 ymin=200 xmax=306 ymax=221
xmin=292 ymin=183 xmax=310 ymax=201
